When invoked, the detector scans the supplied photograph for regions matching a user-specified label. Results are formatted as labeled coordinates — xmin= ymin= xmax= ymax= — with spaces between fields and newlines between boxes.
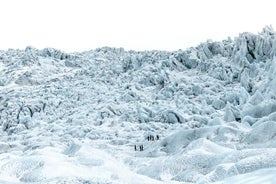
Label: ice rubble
xmin=0 ymin=26 xmax=276 ymax=183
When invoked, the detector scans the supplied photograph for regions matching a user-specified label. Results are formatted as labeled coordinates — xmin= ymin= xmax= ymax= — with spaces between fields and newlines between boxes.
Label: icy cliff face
xmin=0 ymin=27 xmax=275 ymax=183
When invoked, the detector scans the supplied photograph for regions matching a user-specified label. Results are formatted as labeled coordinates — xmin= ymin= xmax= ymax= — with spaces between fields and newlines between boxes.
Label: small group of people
xmin=134 ymin=145 xmax=143 ymax=151
xmin=134 ymin=134 xmax=161 ymax=152
xmin=147 ymin=134 xmax=159 ymax=141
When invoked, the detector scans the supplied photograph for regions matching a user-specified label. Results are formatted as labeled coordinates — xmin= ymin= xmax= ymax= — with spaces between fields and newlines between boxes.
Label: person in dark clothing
xmin=134 ymin=145 xmax=137 ymax=151
xmin=147 ymin=136 xmax=150 ymax=141
xmin=156 ymin=135 xmax=159 ymax=140
xmin=140 ymin=145 xmax=143 ymax=151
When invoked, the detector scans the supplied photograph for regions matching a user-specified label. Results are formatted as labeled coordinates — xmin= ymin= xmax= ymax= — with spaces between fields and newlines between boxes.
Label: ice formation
xmin=0 ymin=26 xmax=276 ymax=183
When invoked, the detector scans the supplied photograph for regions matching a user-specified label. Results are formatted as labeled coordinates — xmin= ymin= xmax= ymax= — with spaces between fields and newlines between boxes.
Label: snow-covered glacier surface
xmin=0 ymin=26 xmax=276 ymax=183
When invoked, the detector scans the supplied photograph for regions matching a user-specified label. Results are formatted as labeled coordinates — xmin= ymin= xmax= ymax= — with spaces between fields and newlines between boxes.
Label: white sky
xmin=0 ymin=0 xmax=275 ymax=52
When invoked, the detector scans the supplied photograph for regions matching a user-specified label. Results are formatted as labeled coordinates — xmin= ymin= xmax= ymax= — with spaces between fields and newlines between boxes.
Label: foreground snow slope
xmin=0 ymin=26 xmax=275 ymax=183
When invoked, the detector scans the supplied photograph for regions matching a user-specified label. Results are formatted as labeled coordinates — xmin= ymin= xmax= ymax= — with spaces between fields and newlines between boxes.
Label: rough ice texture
xmin=0 ymin=26 xmax=276 ymax=183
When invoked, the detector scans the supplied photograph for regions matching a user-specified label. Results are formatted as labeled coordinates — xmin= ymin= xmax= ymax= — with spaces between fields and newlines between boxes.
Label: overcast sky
xmin=0 ymin=0 xmax=275 ymax=52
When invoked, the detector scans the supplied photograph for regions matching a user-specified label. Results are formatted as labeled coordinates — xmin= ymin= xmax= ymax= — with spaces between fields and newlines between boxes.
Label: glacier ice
xmin=0 ymin=26 xmax=276 ymax=183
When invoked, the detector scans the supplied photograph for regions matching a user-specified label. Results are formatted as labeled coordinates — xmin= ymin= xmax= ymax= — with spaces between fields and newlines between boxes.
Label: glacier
xmin=0 ymin=26 xmax=276 ymax=183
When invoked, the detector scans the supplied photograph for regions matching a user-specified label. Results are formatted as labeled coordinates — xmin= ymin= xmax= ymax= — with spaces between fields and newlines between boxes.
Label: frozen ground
xmin=0 ymin=26 xmax=276 ymax=183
